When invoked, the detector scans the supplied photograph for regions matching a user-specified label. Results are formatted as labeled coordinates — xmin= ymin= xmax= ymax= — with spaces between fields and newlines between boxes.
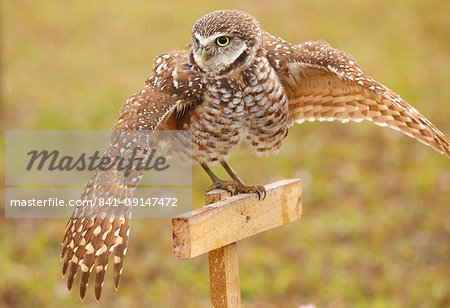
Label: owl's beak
xmin=201 ymin=49 xmax=212 ymax=65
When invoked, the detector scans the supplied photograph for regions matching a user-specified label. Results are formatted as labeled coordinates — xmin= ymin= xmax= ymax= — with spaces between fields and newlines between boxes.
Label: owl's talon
xmin=234 ymin=185 xmax=239 ymax=196
xmin=237 ymin=185 xmax=266 ymax=201
xmin=206 ymin=180 xmax=239 ymax=196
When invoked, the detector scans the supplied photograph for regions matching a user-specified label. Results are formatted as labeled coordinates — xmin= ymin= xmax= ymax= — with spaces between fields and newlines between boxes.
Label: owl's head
xmin=190 ymin=10 xmax=262 ymax=76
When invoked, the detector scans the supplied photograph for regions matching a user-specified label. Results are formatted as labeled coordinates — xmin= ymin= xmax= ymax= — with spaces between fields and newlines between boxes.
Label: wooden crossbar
xmin=171 ymin=179 xmax=302 ymax=307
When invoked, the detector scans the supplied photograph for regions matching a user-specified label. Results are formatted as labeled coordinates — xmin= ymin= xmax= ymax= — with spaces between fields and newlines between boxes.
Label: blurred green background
xmin=1 ymin=0 xmax=449 ymax=307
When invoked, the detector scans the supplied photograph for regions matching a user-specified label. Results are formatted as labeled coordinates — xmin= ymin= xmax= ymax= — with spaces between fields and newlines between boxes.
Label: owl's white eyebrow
xmin=194 ymin=32 xmax=228 ymax=46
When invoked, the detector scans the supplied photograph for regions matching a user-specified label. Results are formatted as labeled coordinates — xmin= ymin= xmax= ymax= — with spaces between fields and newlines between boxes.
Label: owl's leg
xmin=220 ymin=160 xmax=266 ymax=200
xmin=200 ymin=163 xmax=239 ymax=196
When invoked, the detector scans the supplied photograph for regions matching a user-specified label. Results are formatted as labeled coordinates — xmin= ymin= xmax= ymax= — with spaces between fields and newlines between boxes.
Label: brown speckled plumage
xmin=62 ymin=10 xmax=450 ymax=301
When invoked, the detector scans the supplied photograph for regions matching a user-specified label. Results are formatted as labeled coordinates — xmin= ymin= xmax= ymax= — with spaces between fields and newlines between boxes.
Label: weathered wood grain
xmin=172 ymin=179 xmax=302 ymax=259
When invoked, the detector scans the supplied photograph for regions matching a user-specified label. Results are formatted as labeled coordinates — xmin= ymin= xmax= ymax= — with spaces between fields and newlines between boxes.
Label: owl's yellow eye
xmin=216 ymin=36 xmax=230 ymax=47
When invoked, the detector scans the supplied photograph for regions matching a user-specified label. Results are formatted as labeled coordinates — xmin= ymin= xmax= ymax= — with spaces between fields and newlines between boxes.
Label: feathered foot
xmin=201 ymin=162 xmax=239 ymax=196
xmin=220 ymin=160 xmax=266 ymax=200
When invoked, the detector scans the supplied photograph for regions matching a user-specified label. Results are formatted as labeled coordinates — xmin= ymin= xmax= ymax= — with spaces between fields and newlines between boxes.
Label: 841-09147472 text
xmin=9 ymin=197 xmax=178 ymax=208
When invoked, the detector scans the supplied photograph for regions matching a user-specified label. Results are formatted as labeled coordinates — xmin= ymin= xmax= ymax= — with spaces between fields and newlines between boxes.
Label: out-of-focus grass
xmin=1 ymin=0 xmax=450 ymax=307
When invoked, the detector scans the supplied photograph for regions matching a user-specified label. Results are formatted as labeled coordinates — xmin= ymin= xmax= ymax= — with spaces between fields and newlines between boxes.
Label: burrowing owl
xmin=61 ymin=10 xmax=450 ymax=300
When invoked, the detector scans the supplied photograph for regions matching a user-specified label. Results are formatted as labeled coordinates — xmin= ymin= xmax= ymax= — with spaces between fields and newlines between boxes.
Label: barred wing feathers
xmin=61 ymin=87 xmax=180 ymax=301
xmin=263 ymin=33 xmax=450 ymax=158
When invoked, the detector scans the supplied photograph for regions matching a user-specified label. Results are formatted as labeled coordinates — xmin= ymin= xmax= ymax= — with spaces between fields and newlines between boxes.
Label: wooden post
xmin=206 ymin=189 xmax=241 ymax=308
xmin=172 ymin=179 xmax=302 ymax=308
xmin=208 ymin=243 xmax=240 ymax=307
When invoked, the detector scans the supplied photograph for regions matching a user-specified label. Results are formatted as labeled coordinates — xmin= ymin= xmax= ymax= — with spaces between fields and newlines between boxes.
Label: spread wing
xmin=263 ymin=33 xmax=450 ymax=158
xmin=61 ymin=50 xmax=201 ymax=301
